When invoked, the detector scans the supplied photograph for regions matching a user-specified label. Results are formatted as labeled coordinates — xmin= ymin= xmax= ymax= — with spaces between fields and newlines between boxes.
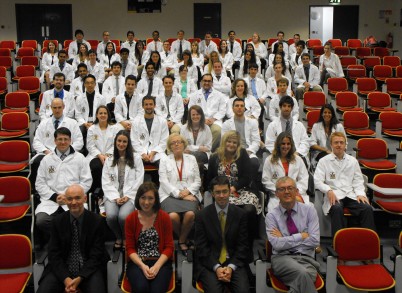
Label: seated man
xmin=170 ymin=30 xmax=191 ymax=61
xmin=265 ymin=95 xmax=310 ymax=158
xmin=294 ymin=53 xmax=322 ymax=100
xmin=195 ymin=176 xmax=250 ymax=293
xmin=49 ymin=50 xmax=74 ymax=86
xmin=289 ymin=41 xmax=307 ymax=73
xmin=37 ymin=184 xmax=108 ymax=293
xmin=87 ymin=50 xmax=105 ymax=88
xmin=120 ymin=48 xmax=138 ymax=78
xmin=155 ymin=75 xmax=184 ymax=134
xmin=161 ymin=40 xmax=176 ymax=76
xmin=102 ymin=61 xmax=125 ymax=117
xmin=96 ymin=30 xmax=113 ymax=57
xmin=314 ymin=132 xmax=376 ymax=237
xmin=146 ymin=30 xmax=163 ymax=53
xmin=268 ymin=78 xmax=299 ymax=121
xmin=121 ymin=30 xmax=137 ymax=56
xmin=69 ymin=63 xmax=89 ymax=99
xmin=271 ymin=31 xmax=289 ymax=60
xmin=227 ymin=31 xmax=242 ymax=77
xmin=39 ymin=72 xmax=74 ymax=121
xmin=266 ymin=176 xmax=320 ymax=293
xmin=136 ymin=62 xmax=164 ymax=98
xmin=211 ymin=61 xmax=231 ymax=98
xmin=199 ymin=31 xmax=218 ymax=64
xmin=67 ymin=29 xmax=91 ymax=62
xmin=288 ymin=34 xmax=308 ymax=61
xmin=35 ymin=127 xmax=92 ymax=240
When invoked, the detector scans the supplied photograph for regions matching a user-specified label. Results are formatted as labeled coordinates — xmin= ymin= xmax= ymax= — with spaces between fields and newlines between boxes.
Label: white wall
xmin=0 ymin=0 xmax=400 ymax=53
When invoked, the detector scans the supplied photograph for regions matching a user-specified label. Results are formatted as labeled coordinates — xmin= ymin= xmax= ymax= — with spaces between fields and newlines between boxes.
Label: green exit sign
xmin=329 ymin=0 xmax=341 ymax=3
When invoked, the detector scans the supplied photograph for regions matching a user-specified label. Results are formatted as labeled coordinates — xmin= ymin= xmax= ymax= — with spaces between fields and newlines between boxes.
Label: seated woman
xmin=174 ymin=65 xmax=198 ymax=124
xmin=203 ymin=51 xmax=222 ymax=75
xmin=102 ymin=130 xmax=144 ymax=250
xmin=265 ymin=62 xmax=292 ymax=98
xmin=310 ymin=104 xmax=346 ymax=168
xmin=207 ymin=131 xmax=261 ymax=242
xmin=40 ymin=41 xmax=58 ymax=88
xmin=226 ymin=78 xmax=260 ymax=119
xmin=218 ymin=40 xmax=234 ymax=79
xmin=87 ymin=105 xmax=122 ymax=193
xmin=159 ymin=133 xmax=202 ymax=255
xmin=141 ymin=51 xmax=166 ymax=79
xmin=101 ymin=41 xmax=121 ymax=79
xmin=180 ymin=105 xmax=212 ymax=173
xmin=238 ymin=47 xmax=261 ymax=79
xmin=190 ymin=41 xmax=204 ymax=70
xmin=175 ymin=50 xmax=198 ymax=85
xmin=72 ymin=43 xmax=89 ymax=72
xmin=319 ymin=41 xmax=344 ymax=86
xmin=262 ymin=131 xmax=309 ymax=213
xmin=133 ymin=41 xmax=150 ymax=78
xmin=250 ymin=32 xmax=268 ymax=70
xmin=265 ymin=53 xmax=292 ymax=81
xmin=125 ymin=182 xmax=174 ymax=293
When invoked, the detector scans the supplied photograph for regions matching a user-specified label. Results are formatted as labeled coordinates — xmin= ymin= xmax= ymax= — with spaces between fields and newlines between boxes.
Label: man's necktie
xmin=216 ymin=75 xmax=221 ymax=81
xmin=179 ymin=41 xmax=183 ymax=59
xmin=154 ymin=42 xmax=157 ymax=51
xmin=165 ymin=52 xmax=168 ymax=57
xmin=304 ymin=66 xmax=309 ymax=82
xmin=219 ymin=210 xmax=227 ymax=264
xmin=147 ymin=78 xmax=154 ymax=96
xmin=230 ymin=42 xmax=234 ymax=53
xmin=60 ymin=153 xmax=67 ymax=161
xmin=286 ymin=120 xmax=291 ymax=133
xmin=286 ymin=210 xmax=298 ymax=235
xmin=251 ymin=78 xmax=258 ymax=99
xmin=55 ymin=92 xmax=59 ymax=98
xmin=54 ymin=119 xmax=60 ymax=129
xmin=68 ymin=219 xmax=84 ymax=277
xmin=204 ymin=90 xmax=210 ymax=102
xmin=115 ymin=76 xmax=119 ymax=96
xmin=51 ymin=55 xmax=54 ymax=65
xmin=82 ymin=80 xmax=85 ymax=93
xmin=60 ymin=63 xmax=64 ymax=72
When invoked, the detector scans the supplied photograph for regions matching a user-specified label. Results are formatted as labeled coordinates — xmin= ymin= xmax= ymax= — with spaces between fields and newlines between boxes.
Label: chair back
xmin=0 ymin=140 xmax=30 ymax=162
xmin=373 ymin=173 xmax=402 ymax=199
xmin=0 ymin=176 xmax=31 ymax=203
xmin=379 ymin=112 xmax=402 ymax=130
xmin=356 ymin=138 xmax=388 ymax=160
xmin=1 ymin=112 xmax=29 ymax=131
xmin=0 ymin=234 xmax=32 ymax=269
xmin=335 ymin=92 xmax=359 ymax=108
xmin=343 ymin=111 xmax=370 ymax=129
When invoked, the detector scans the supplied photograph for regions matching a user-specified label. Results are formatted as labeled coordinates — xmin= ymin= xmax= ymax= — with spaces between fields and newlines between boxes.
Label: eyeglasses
xmin=171 ymin=140 xmax=184 ymax=146
xmin=276 ymin=186 xmax=297 ymax=193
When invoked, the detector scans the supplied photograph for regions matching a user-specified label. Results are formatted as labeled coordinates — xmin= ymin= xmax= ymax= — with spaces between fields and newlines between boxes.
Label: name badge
xmin=48 ymin=166 xmax=55 ymax=174
xmin=93 ymin=134 xmax=98 ymax=140
xmin=82 ymin=107 xmax=86 ymax=113
xmin=46 ymin=132 xmax=50 ymax=138
xmin=330 ymin=172 xmax=336 ymax=179
xmin=109 ymin=174 xmax=116 ymax=182
xmin=272 ymin=172 xmax=278 ymax=180
xmin=197 ymin=98 xmax=201 ymax=103
xmin=140 ymin=133 xmax=146 ymax=140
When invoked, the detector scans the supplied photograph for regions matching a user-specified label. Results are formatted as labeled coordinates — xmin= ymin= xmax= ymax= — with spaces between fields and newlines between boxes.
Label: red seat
xmin=42 ymin=40 xmax=59 ymax=51
xmin=63 ymin=39 xmax=73 ymax=51
xmin=374 ymin=47 xmax=390 ymax=58
xmin=347 ymin=64 xmax=366 ymax=81
xmin=12 ymin=65 xmax=36 ymax=82
xmin=303 ymin=91 xmax=326 ymax=112
xmin=307 ymin=39 xmax=322 ymax=49
xmin=356 ymin=138 xmax=396 ymax=171
xmin=334 ymin=46 xmax=350 ymax=57
xmin=0 ymin=66 xmax=5 ymax=78
xmin=0 ymin=112 xmax=29 ymax=139
xmin=0 ymin=40 xmax=16 ymax=51
xmin=305 ymin=110 xmax=321 ymax=134
xmin=363 ymin=56 xmax=381 ymax=72
xmin=188 ymin=38 xmax=202 ymax=44
xmin=346 ymin=39 xmax=362 ymax=50
xmin=211 ymin=38 xmax=221 ymax=47
xmin=267 ymin=38 xmax=278 ymax=50
xmin=397 ymin=65 xmax=402 ymax=78
xmin=385 ymin=78 xmax=402 ymax=96
xmin=373 ymin=65 xmax=393 ymax=82
xmin=356 ymin=77 xmax=377 ymax=96
xmin=327 ymin=77 xmax=348 ymax=96
xmin=0 ymin=140 xmax=30 ymax=173
xmin=312 ymin=46 xmax=324 ymax=62
xmin=2 ymin=92 xmax=30 ymax=114
xmin=87 ymin=39 xmax=99 ymax=50
xmin=356 ymin=47 xmax=371 ymax=60
xmin=343 ymin=111 xmax=375 ymax=137
xmin=17 ymin=76 xmax=40 ymax=95
xmin=0 ymin=177 xmax=31 ymax=222
xmin=367 ymin=92 xmax=395 ymax=113
xmin=340 ymin=56 xmax=357 ymax=69
xmin=21 ymin=56 xmax=39 ymax=69
xmin=335 ymin=91 xmax=363 ymax=113
xmin=0 ymin=56 xmax=12 ymax=70
xmin=167 ymin=38 xmax=176 ymax=45
xmin=383 ymin=56 xmax=401 ymax=70
xmin=372 ymin=173 xmax=402 ymax=214
xmin=378 ymin=112 xmax=402 ymax=138
xmin=0 ymin=48 xmax=11 ymax=57
xmin=21 ymin=40 xmax=38 ymax=51
xmin=110 ymin=39 xmax=121 ymax=48
xmin=15 ymin=47 xmax=35 ymax=60
xmin=0 ymin=234 xmax=32 ymax=293
xmin=327 ymin=39 xmax=343 ymax=48
xmin=0 ymin=77 xmax=7 ymax=96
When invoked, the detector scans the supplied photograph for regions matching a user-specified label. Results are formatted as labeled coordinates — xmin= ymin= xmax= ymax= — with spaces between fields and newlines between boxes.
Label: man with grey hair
xmin=266 ymin=176 xmax=320 ymax=293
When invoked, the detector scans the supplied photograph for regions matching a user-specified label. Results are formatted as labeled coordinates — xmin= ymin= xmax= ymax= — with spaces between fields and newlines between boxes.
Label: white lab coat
xmin=238 ymin=57 xmax=262 ymax=79
xmin=114 ymin=92 xmax=144 ymax=122
xmin=265 ymin=117 xmax=311 ymax=157
xmin=244 ymin=77 xmax=267 ymax=100
xmin=269 ymin=94 xmax=299 ymax=121
xmin=262 ymin=154 xmax=309 ymax=213
xmin=69 ymin=76 xmax=85 ymax=98
xmin=146 ymin=40 xmax=164 ymax=54
xmin=136 ymin=76 xmax=164 ymax=98
xmin=87 ymin=61 xmax=105 ymax=84
xmin=271 ymin=40 xmax=289 ymax=60
xmin=314 ymin=153 xmax=366 ymax=215
xmin=86 ymin=123 xmax=122 ymax=161
xmin=159 ymin=154 xmax=202 ymax=202
xmin=221 ymin=117 xmax=260 ymax=155
xmin=264 ymin=65 xmax=292 ymax=82
xmin=39 ymin=89 xmax=75 ymax=121
xmin=141 ymin=65 xmax=167 ymax=80
xmin=265 ymin=76 xmax=292 ymax=97
xmin=33 ymin=116 xmax=84 ymax=153
xmin=35 ymin=150 xmax=92 ymax=215
xmin=161 ymin=51 xmax=177 ymax=69
xmin=294 ymin=64 xmax=321 ymax=88
xmin=102 ymin=75 xmax=125 ymax=104
xmin=288 ymin=44 xmax=308 ymax=60
xmin=219 ymin=52 xmax=234 ymax=72
xmin=130 ymin=114 xmax=169 ymax=162
xmin=226 ymin=95 xmax=260 ymax=119
xmin=227 ymin=39 xmax=243 ymax=61
xmin=211 ymin=73 xmax=231 ymax=97
xmin=121 ymin=41 xmax=137 ymax=55
xmin=49 ymin=62 xmax=74 ymax=83
xmin=75 ymin=92 xmax=106 ymax=124
xmin=174 ymin=63 xmax=198 ymax=85
xmin=68 ymin=40 xmax=91 ymax=60
xmin=289 ymin=53 xmax=304 ymax=72
xmin=180 ymin=124 xmax=212 ymax=158
xmin=192 ymin=54 xmax=204 ymax=69
xmin=199 ymin=41 xmax=218 ymax=57
xmin=121 ymin=60 xmax=138 ymax=78
xmin=72 ymin=56 xmax=89 ymax=72
xmin=170 ymin=39 xmax=191 ymax=56
xmin=188 ymin=88 xmax=227 ymax=127
xmin=250 ymin=42 xmax=268 ymax=60
xmin=319 ymin=53 xmax=344 ymax=78
xmin=41 ymin=52 xmax=58 ymax=72
xmin=101 ymin=53 xmax=121 ymax=70
xmin=131 ymin=51 xmax=150 ymax=66
xmin=155 ymin=92 xmax=184 ymax=124
xmin=101 ymin=155 xmax=144 ymax=203
xmin=173 ymin=78 xmax=197 ymax=98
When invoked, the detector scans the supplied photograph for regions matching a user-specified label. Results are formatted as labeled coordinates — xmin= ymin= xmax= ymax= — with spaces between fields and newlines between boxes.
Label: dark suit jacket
xmin=194 ymin=203 xmax=249 ymax=279
xmin=42 ymin=209 xmax=109 ymax=282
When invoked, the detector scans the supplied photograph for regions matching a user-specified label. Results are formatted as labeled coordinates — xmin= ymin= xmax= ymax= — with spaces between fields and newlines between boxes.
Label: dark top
xmin=145 ymin=117 xmax=154 ymax=134
xmin=86 ymin=91 xmax=95 ymax=118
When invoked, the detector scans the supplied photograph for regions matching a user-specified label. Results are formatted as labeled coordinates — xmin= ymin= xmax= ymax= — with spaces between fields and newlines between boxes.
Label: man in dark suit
xmin=195 ymin=176 xmax=250 ymax=293
xmin=37 ymin=184 xmax=109 ymax=293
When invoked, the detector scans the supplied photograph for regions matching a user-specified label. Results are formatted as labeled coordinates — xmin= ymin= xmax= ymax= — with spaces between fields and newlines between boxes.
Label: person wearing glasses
xmin=266 ymin=176 xmax=320 ymax=293
xmin=159 ymin=133 xmax=201 ymax=255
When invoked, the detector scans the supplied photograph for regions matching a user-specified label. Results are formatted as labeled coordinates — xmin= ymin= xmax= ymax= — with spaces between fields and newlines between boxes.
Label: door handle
xmin=46 ymin=26 xmax=49 ymax=37
xmin=41 ymin=26 xmax=45 ymax=37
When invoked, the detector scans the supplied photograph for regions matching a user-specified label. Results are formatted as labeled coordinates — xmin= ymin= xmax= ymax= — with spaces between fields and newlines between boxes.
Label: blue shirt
xmin=54 ymin=89 xmax=64 ymax=100
xmin=266 ymin=201 xmax=320 ymax=258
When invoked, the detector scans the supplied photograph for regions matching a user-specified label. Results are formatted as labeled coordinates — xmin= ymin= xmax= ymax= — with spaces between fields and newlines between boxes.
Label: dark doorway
xmin=194 ymin=3 xmax=221 ymax=38
xmin=333 ymin=5 xmax=359 ymax=41
xmin=16 ymin=4 xmax=72 ymax=43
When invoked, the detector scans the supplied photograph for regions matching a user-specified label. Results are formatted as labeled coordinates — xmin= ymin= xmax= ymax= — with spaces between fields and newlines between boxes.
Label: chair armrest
xmin=37 ymin=252 xmax=48 ymax=265
xmin=327 ymin=246 xmax=338 ymax=258
xmin=186 ymin=249 xmax=193 ymax=263
xmin=393 ymin=245 xmax=402 ymax=256
xmin=257 ymin=248 xmax=267 ymax=262
xmin=112 ymin=250 xmax=121 ymax=263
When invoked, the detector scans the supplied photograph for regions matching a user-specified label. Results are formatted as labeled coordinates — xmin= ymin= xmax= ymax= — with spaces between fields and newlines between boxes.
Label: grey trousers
xmin=271 ymin=254 xmax=319 ymax=293
xmin=105 ymin=200 xmax=134 ymax=240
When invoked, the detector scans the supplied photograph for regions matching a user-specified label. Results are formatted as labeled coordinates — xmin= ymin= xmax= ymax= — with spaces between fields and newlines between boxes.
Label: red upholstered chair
xmin=0 ymin=66 xmax=5 ymax=78
xmin=312 ymin=46 xmax=324 ymax=63
xmin=370 ymin=173 xmax=402 ymax=215
xmin=306 ymin=39 xmax=322 ymax=50
xmin=267 ymin=38 xmax=278 ymax=50
xmin=378 ymin=112 xmax=402 ymax=139
xmin=385 ymin=78 xmax=402 ymax=97
xmin=0 ymin=234 xmax=32 ymax=293
xmin=383 ymin=56 xmax=401 ymax=70
xmin=347 ymin=39 xmax=362 ymax=50
xmin=12 ymin=65 xmax=36 ymax=84
xmin=334 ymin=46 xmax=350 ymax=57
xmin=393 ymin=232 xmax=402 ymax=293
xmin=347 ymin=64 xmax=366 ymax=82
xmin=42 ymin=40 xmax=59 ymax=51
xmin=0 ymin=77 xmax=7 ymax=96
xmin=167 ymin=38 xmax=176 ymax=45
xmin=335 ymin=91 xmax=363 ymax=113
xmin=326 ymin=228 xmax=395 ymax=293
xmin=0 ymin=112 xmax=29 ymax=140
xmin=343 ymin=111 xmax=375 ymax=137
xmin=374 ymin=47 xmax=390 ymax=58
xmin=366 ymin=92 xmax=395 ymax=113
xmin=355 ymin=138 xmax=396 ymax=172
xmin=2 ymin=92 xmax=30 ymax=114
xmin=0 ymin=140 xmax=30 ymax=174
xmin=327 ymin=39 xmax=342 ymax=48
xmin=303 ymin=91 xmax=326 ymax=112
xmin=21 ymin=56 xmax=40 ymax=69
xmin=327 ymin=77 xmax=348 ymax=96
xmin=304 ymin=110 xmax=321 ymax=134
xmin=188 ymin=38 xmax=201 ymax=44
xmin=111 ymin=39 xmax=121 ymax=47
xmin=397 ymin=66 xmax=402 ymax=78
xmin=17 ymin=76 xmax=40 ymax=96
xmin=0 ymin=56 xmax=12 ymax=71
xmin=87 ymin=39 xmax=99 ymax=50
xmin=21 ymin=40 xmax=38 ymax=51
xmin=15 ymin=47 xmax=35 ymax=60
xmin=373 ymin=65 xmax=393 ymax=82
xmin=0 ymin=177 xmax=31 ymax=223
xmin=0 ymin=48 xmax=11 ymax=57
xmin=0 ymin=40 xmax=16 ymax=51
xmin=363 ymin=56 xmax=381 ymax=75
xmin=355 ymin=77 xmax=377 ymax=97
xmin=356 ymin=47 xmax=371 ymax=61
xmin=340 ymin=56 xmax=357 ymax=69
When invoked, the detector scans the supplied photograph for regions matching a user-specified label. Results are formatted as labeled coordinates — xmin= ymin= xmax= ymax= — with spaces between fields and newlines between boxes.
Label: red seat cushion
xmin=346 ymin=129 xmax=375 ymax=136
xmin=0 ymin=272 xmax=31 ymax=293
xmin=337 ymin=264 xmax=395 ymax=290
xmin=337 ymin=107 xmax=363 ymax=112
xmin=0 ymin=205 xmax=30 ymax=222
xmin=0 ymin=130 xmax=28 ymax=138
xmin=1 ymin=108 xmax=29 ymax=113
xmin=371 ymin=107 xmax=396 ymax=112
xmin=359 ymin=159 xmax=396 ymax=170
xmin=383 ymin=130 xmax=402 ymax=137
xmin=0 ymin=163 xmax=28 ymax=173
xmin=376 ymin=201 xmax=402 ymax=214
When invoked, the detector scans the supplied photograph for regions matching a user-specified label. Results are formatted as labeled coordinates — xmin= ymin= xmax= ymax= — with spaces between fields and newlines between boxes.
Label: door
xmin=16 ymin=4 xmax=72 ymax=43
xmin=194 ymin=3 xmax=221 ymax=38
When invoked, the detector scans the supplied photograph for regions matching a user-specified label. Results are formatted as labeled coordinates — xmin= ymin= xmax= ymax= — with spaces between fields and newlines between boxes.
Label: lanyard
xmin=176 ymin=159 xmax=184 ymax=181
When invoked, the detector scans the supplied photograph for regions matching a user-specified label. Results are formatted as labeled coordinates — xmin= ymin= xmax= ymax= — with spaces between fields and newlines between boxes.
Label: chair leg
xmin=107 ymin=254 xmax=123 ymax=293
xmin=182 ymin=260 xmax=198 ymax=293
xmin=396 ymin=255 xmax=402 ymax=293
xmin=255 ymin=259 xmax=272 ymax=293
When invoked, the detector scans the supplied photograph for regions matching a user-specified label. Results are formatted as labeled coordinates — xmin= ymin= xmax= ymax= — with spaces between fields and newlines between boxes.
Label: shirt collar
xmin=215 ymin=202 xmax=229 ymax=215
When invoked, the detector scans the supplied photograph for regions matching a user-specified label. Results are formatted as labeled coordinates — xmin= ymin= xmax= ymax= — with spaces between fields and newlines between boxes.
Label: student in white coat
xmin=238 ymin=49 xmax=262 ymax=79
xmin=271 ymin=31 xmax=289 ymax=61
xmin=49 ymin=50 xmax=74 ymax=85
xmin=71 ymin=43 xmax=89 ymax=73
xmin=294 ymin=53 xmax=322 ymax=100
xmin=146 ymin=30 xmax=163 ymax=54
xmin=87 ymin=50 xmax=105 ymax=87
xmin=227 ymin=31 xmax=243 ymax=75
xmin=265 ymin=96 xmax=310 ymax=158
xmin=314 ymin=132 xmax=376 ymax=237
xmin=268 ymin=78 xmax=299 ymax=121
xmin=170 ymin=30 xmax=191 ymax=61
xmin=39 ymin=73 xmax=75 ymax=121
xmin=188 ymin=73 xmax=227 ymax=151
xmin=161 ymin=40 xmax=177 ymax=76
xmin=265 ymin=63 xmax=292 ymax=98
xmin=199 ymin=32 xmax=218 ymax=64
xmin=102 ymin=130 xmax=144 ymax=250
xmin=319 ymin=42 xmax=344 ymax=86
xmin=119 ymin=48 xmax=138 ymax=78
xmin=288 ymin=34 xmax=308 ymax=60
xmin=132 ymin=41 xmax=150 ymax=77
xmin=289 ymin=40 xmax=306 ymax=73
xmin=174 ymin=65 xmax=197 ymax=124
xmin=40 ymin=41 xmax=58 ymax=87
xmin=35 ymin=127 xmax=92 ymax=240
xmin=140 ymin=51 xmax=166 ymax=80
xmin=102 ymin=61 xmax=125 ymax=116
xmin=226 ymin=78 xmax=260 ymax=119
xmin=155 ymin=75 xmax=184 ymax=134
xmin=174 ymin=50 xmax=199 ymax=86
xmin=69 ymin=63 xmax=89 ymax=99
xmin=67 ymin=29 xmax=91 ymax=61
xmin=136 ymin=62 xmax=164 ymax=98
xmin=121 ymin=30 xmax=137 ymax=56
xmin=96 ymin=31 xmax=112 ymax=57
xmin=218 ymin=40 xmax=234 ymax=79
xmin=250 ymin=32 xmax=268 ymax=70
xmin=87 ymin=105 xmax=122 ymax=194
xmin=114 ymin=75 xmax=143 ymax=131
xmin=101 ymin=41 xmax=121 ymax=79
xmin=159 ymin=133 xmax=201 ymax=254
xmin=211 ymin=61 xmax=231 ymax=97
xmin=262 ymin=132 xmax=309 ymax=213
xmin=131 ymin=96 xmax=169 ymax=166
